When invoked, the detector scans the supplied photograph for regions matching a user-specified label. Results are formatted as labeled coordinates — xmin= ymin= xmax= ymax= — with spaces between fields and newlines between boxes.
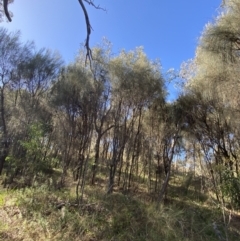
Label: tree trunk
xmin=128 ymin=108 xmax=142 ymax=190
xmin=157 ymin=134 xmax=178 ymax=208
xmin=0 ymin=152 xmax=7 ymax=175
xmin=0 ymin=87 xmax=8 ymax=175
xmin=91 ymin=134 xmax=101 ymax=185
xmin=108 ymin=161 xmax=117 ymax=194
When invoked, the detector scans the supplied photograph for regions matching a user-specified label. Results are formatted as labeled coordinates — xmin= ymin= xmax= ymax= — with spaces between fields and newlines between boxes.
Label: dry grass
xmin=0 ymin=173 xmax=239 ymax=241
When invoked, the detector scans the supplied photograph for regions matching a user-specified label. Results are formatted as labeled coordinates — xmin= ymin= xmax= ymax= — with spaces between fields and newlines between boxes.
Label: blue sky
xmin=2 ymin=0 xmax=221 ymax=99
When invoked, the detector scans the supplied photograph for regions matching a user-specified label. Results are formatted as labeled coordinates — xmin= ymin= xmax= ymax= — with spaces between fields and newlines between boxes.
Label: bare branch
xmin=4 ymin=0 xmax=102 ymax=66
xmin=84 ymin=0 xmax=106 ymax=11
xmin=3 ymin=0 xmax=12 ymax=22
xmin=78 ymin=0 xmax=93 ymax=66
xmin=78 ymin=0 xmax=106 ymax=66
xmin=4 ymin=0 xmax=103 ymax=66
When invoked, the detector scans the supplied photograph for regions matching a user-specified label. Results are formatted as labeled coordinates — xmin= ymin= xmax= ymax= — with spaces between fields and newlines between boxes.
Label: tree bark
xmin=0 ymin=87 xmax=8 ymax=175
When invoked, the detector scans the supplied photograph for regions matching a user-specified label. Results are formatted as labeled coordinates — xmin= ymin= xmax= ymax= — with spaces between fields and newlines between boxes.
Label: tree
xmin=0 ymin=27 xmax=32 ymax=175
xmin=179 ymin=0 xmax=240 ymax=209
xmin=50 ymin=60 xmax=96 ymax=195
xmin=106 ymin=47 xmax=166 ymax=193
xmin=0 ymin=27 xmax=63 ymax=187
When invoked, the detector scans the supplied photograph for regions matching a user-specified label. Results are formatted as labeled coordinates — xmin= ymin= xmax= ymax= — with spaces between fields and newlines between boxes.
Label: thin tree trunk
xmin=91 ymin=134 xmax=101 ymax=185
xmin=157 ymin=134 xmax=178 ymax=208
xmin=91 ymin=125 xmax=114 ymax=185
xmin=128 ymin=108 xmax=142 ymax=190
xmin=0 ymin=87 xmax=8 ymax=175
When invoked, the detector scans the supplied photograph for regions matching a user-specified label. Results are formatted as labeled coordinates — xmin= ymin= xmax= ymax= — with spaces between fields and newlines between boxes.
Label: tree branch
xmin=5 ymin=0 xmax=102 ymax=65
xmin=84 ymin=0 xmax=106 ymax=11
xmin=78 ymin=0 xmax=105 ymax=66
xmin=78 ymin=0 xmax=93 ymax=66
xmin=3 ymin=0 xmax=11 ymax=22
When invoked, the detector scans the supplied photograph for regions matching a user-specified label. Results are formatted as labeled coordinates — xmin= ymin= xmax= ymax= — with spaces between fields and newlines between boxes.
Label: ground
xmin=0 ymin=172 xmax=240 ymax=241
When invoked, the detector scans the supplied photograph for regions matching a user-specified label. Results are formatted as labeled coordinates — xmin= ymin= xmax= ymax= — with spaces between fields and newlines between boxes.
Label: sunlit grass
xmin=0 ymin=172 xmax=239 ymax=240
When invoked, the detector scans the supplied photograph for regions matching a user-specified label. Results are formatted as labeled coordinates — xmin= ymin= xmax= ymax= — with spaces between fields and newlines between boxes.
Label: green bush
xmin=222 ymin=169 xmax=240 ymax=208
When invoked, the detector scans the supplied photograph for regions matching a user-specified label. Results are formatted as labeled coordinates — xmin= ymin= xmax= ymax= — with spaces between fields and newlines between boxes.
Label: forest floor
xmin=0 ymin=172 xmax=240 ymax=241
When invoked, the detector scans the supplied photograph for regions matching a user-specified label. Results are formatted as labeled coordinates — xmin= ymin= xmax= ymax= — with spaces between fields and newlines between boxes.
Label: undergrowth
xmin=0 ymin=176 xmax=239 ymax=241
